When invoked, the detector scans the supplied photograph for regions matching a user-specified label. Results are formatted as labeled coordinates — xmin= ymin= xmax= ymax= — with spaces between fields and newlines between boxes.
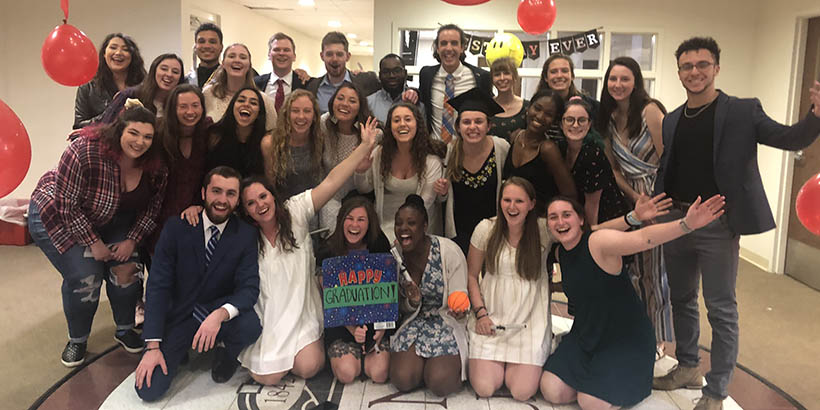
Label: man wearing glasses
xmin=367 ymin=54 xmax=424 ymax=125
xmin=653 ymin=37 xmax=820 ymax=410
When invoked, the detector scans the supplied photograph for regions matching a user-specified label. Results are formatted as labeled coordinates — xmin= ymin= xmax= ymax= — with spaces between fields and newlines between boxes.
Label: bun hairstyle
xmin=397 ymin=194 xmax=428 ymax=224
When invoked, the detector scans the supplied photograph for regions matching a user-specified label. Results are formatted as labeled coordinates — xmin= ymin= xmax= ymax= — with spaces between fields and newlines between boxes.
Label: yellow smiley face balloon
xmin=485 ymin=32 xmax=525 ymax=67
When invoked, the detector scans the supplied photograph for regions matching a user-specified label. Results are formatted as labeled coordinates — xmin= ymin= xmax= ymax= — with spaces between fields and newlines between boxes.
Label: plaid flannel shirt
xmin=31 ymin=136 xmax=168 ymax=254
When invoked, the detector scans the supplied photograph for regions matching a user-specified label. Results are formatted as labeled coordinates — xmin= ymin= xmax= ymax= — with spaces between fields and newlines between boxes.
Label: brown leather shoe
xmin=652 ymin=364 xmax=704 ymax=390
xmin=693 ymin=395 xmax=724 ymax=410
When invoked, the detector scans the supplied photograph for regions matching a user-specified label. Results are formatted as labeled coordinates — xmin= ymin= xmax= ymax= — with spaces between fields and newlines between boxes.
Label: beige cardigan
xmin=442 ymin=136 xmax=511 ymax=238
xmin=394 ymin=235 xmax=470 ymax=380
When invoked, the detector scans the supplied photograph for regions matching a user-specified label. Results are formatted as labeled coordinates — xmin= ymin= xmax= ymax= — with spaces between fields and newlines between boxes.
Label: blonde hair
xmin=266 ymin=89 xmax=324 ymax=187
xmin=206 ymin=43 xmax=256 ymax=99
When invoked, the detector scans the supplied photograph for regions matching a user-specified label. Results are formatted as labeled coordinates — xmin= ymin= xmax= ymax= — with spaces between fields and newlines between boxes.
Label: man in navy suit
xmin=418 ymin=24 xmax=492 ymax=142
xmin=135 ymin=166 xmax=262 ymax=402
xmin=254 ymin=32 xmax=308 ymax=114
xmin=652 ymin=37 xmax=820 ymax=410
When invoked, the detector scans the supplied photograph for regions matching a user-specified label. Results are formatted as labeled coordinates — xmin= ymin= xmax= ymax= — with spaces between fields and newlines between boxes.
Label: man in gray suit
xmin=653 ymin=37 xmax=820 ymax=410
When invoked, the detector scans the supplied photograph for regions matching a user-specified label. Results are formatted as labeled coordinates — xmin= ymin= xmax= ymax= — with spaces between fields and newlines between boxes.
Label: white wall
xmin=181 ymin=0 xmax=324 ymax=77
xmin=744 ymin=1 xmax=820 ymax=273
xmin=0 ymin=0 xmax=182 ymax=199
xmin=373 ymin=0 xmax=816 ymax=273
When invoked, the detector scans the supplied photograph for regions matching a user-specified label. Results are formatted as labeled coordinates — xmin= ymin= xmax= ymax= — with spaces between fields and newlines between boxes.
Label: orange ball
xmin=447 ymin=291 xmax=470 ymax=313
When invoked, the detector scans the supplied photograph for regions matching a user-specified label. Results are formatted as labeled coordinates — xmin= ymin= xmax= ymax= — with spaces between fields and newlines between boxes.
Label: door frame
xmin=773 ymin=12 xmax=820 ymax=274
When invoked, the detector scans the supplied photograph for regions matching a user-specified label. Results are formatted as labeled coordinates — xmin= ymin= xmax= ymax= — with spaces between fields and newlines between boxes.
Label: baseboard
xmin=740 ymin=247 xmax=770 ymax=272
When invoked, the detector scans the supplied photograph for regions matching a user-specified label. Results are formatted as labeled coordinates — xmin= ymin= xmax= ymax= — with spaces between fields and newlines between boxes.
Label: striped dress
xmin=610 ymin=115 xmax=674 ymax=343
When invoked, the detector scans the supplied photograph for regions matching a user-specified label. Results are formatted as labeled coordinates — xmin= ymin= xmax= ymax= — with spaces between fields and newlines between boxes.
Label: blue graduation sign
xmin=322 ymin=252 xmax=399 ymax=328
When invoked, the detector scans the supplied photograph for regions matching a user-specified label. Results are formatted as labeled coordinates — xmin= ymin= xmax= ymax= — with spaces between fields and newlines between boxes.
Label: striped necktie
xmin=205 ymin=225 xmax=220 ymax=269
xmin=441 ymin=73 xmax=456 ymax=143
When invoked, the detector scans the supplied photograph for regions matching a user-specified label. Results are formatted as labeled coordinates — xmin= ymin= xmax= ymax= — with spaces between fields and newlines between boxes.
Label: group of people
xmin=29 ymin=18 xmax=820 ymax=410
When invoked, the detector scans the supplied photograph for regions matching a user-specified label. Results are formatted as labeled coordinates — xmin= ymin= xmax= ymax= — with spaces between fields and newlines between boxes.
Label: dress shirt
xmin=201 ymin=211 xmax=238 ymax=320
xmin=317 ymin=70 xmax=353 ymax=114
xmin=264 ymin=71 xmax=294 ymax=99
xmin=367 ymin=86 xmax=425 ymax=125
xmin=430 ymin=63 xmax=476 ymax=140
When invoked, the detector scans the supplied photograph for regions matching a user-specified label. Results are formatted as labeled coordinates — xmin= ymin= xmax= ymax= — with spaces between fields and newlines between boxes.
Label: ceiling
xmin=231 ymin=0 xmax=375 ymax=55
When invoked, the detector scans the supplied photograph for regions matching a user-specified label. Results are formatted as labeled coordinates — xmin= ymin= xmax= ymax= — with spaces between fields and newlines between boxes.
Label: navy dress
xmin=544 ymin=232 xmax=655 ymax=406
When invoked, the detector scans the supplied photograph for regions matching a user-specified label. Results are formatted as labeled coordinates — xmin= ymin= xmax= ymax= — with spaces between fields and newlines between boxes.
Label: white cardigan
xmin=395 ymin=235 xmax=470 ymax=380
xmin=354 ymin=145 xmax=444 ymax=234
xmin=442 ymin=136 xmax=510 ymax=238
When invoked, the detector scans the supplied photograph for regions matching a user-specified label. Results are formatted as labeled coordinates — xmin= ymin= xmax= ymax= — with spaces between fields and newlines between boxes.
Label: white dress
xmin=238 ymin=190 xmax=323 ymax=375
xmin=467 ymin=218 xmax=553 ymax=366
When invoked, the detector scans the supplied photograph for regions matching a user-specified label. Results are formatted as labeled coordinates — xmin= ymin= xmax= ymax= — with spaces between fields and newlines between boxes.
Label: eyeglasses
xmin=379 ymin=67 xmax=405 ymax=76
xmin=562 ymin=116 xmax=589 ymax=126
xmin=678 ymin=61 xmax=714 ymax=73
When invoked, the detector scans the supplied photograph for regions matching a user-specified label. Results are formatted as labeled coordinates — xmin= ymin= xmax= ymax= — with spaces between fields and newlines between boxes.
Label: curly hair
xmin=267 ymin=89 xmax=324 ymax=187
xmin=380 ymin=102 xmax=441 ymax=181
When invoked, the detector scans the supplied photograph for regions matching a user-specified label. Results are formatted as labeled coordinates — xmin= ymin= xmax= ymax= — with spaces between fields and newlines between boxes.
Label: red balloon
xmin=0 ymin=99 xmax=32 ymax=198
xmin=41 ymin=23 xmax=98 ymax=86
xmin=796 ymin=173 xmax=820 ymax=235
xmin=441 ymin=0 xmax=491 ymax=4
xmin=517 ymin=0 xmax=557 ymax=35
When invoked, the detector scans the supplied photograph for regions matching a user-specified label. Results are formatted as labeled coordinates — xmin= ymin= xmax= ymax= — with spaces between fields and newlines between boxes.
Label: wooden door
xmin=785 ymin=17 xmax=820 ymax=289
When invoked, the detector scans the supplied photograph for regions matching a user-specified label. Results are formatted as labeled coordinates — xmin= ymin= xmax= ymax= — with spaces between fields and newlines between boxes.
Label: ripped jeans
xmin=28 ymin=203 xmax=143 ymax=343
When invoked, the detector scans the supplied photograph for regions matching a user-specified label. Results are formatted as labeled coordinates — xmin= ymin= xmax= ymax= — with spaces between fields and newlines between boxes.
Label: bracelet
xmin=476 ymin=313 xmax=489 ymax=320
xmin=625 ymin=211 xmax=642 ymax=227
xmin=473 ymin=306 xmax=486 ymax=316
xmin=679 ymin=219 xmax=694 ymax=233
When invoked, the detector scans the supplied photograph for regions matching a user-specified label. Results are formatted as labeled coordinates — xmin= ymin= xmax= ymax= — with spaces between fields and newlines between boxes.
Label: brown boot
xmin=693 ymin=394 xmax=724 ymax=410
xmin=652 ymin=364 xmax=704 ymax=390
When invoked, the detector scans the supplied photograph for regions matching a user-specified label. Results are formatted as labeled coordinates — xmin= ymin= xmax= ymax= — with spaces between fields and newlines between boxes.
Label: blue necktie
xmin=205 ymin=225 xmax=220 ymax=269
xmin=441 ymin=74 xmax=456 ymax=143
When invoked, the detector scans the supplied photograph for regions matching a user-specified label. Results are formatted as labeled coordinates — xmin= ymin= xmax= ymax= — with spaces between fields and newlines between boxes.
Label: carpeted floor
xmin=2 ymin=244 xmax=819 ymax=409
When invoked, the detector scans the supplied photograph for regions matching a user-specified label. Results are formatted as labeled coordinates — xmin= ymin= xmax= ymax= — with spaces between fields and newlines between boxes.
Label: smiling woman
xmin=98 ymin=54 xmax=185 ymax=126
xmin=28 ymin=105 xmax=168 ymax=368
xmin=202 ymin=43 xmax=278 ymax=131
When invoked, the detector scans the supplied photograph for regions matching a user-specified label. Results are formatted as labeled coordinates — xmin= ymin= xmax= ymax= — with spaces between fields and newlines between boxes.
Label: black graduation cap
xmin=446 ymin=87 xmax=504 ymax=117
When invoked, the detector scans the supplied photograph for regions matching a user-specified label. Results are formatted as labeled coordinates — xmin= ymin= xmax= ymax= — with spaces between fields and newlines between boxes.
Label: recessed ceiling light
xmin=328 ymin=20 xmax=342 ymax=28
xmin=359 ymin=41 xmax=370 ymax=47
xmin=298 ymin=0 xmax=314 ymax=6
xmin=347 ymin=33 xmax=358 ymax=39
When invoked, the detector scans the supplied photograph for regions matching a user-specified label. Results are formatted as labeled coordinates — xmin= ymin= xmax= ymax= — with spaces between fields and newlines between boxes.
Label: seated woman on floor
xmin=541 ymin=193 xmax=724 ymax=409
xmin=389 ymin=194 xmax=469 ymax=397
xmin=466 ymin=177 xmax=553 ymax=401
xmin=235 ymin=117 xmax=379 ymax=386
xmin=316 ymin=194 xmax=392 ymax=384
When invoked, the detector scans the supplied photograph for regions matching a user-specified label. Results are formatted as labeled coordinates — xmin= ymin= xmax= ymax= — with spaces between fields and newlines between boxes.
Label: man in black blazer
xmin=135 ymin=166 xmax=262 ymax=402
xmin=254 ymin=32 xmax=308 ymax=114
xmin=306 ymin=31 xmax=381 ymax=114
xmin=418 ymin=24 xmax=492 ymax=142
xmin=653 ymin=37 xmax=820 ymax=410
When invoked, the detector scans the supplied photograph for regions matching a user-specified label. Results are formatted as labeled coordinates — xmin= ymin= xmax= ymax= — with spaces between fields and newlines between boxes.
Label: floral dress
xmin=391 ymin=237 xmax=460 ymax=357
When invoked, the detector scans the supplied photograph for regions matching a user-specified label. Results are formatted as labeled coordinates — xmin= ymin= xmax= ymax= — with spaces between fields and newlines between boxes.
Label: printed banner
xmin=322 ymin=252 xmax=399 ymax=328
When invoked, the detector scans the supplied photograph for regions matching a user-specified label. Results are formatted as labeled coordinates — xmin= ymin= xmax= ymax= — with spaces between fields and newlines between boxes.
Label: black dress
xmin=544 ymin=232 xmax=654 ymax=406
xmin=560 ymin=140 xmax=630 ymax=223
xmin=205 ymin=138 xmax=265 ymax=178
xmin=452 ymin=148 xmax=498 ymax=253
xmin=489 ymin=100 xmax=528 ymax=142
xmin=502 ymin=143 xmax=559 ymax=216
